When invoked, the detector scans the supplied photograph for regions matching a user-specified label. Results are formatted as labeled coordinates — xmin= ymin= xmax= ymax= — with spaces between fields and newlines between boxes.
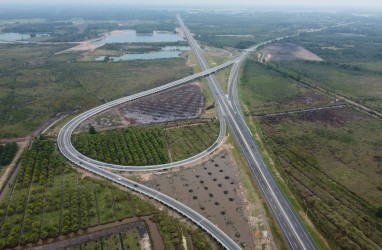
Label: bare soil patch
xmin=260 ymin=43 xmax=323 ymax=62
xmin=141 ymin=151 xmax=255 ymax=248
xmin=120 ymin=83 xmax=204 ymax=125
xmin=77 ymin=83 xmax=205 ymax=132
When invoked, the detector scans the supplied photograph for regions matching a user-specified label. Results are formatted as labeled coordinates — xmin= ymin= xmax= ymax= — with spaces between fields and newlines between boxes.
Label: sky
xmin=1 ymin=0 xmax=382 ymax=8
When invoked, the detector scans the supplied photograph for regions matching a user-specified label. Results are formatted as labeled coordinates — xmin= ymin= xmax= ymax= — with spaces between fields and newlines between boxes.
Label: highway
xmin=56 ymin=14 xmax=318 ymax=249
xmin=57 ymin=59 xmax=241 ymax=248
xmin=56 ymin=148 xmax=241 ymax=249
xmin=178 ymin=15 xmax=317 ymax=250
xmin=57 ymin=25 xmax=241 ymax=249
xmin=58 ymin=62 xmax=232 ymax=172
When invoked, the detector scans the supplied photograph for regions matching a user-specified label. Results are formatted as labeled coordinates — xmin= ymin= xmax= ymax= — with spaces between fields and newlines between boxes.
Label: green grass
xmin=239 ymin=60 xmax=332 ymax=114
xmin=277 ymin=60 xmax=382 ymax=112
xmin=214 ymin=67 xmax=231 ymax=93
xmin=0 ymin=43 xmax=191 ymax=138
xmin=72 ymin=120 xmax=220 ymax=165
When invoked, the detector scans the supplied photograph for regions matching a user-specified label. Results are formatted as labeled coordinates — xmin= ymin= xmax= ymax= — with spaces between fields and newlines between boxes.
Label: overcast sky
xmin=2 ymin=0 xmax=382 ymax=8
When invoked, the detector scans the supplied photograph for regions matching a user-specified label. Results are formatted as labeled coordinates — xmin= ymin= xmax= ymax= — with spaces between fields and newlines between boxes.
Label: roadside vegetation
xmin=72 ymin=120 xmax=219 ymax=165
xmin=239 ymin=21 xmax=382 ymax=248
xmin=0 ymin=137 xmax=216 ymax=249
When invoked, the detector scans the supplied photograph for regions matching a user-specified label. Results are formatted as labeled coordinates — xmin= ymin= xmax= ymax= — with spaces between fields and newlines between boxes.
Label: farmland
xmin=72 ymin=119 xmax=220 ymax=165
xmin=0 ymin=142 xmax=18 ymax=166
xmin=0 ymin=137 xmax=216 ymax=249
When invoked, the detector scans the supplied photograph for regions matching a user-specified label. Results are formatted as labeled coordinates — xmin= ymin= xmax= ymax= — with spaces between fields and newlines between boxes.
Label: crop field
xmin=164 ymin=120 xmax=220 ymax=161
xmin=0 ymin=138 xmax=154 ymax=248
xmin=0 ymin=138 xmax=216 ymax=249
xmin=73 ymin=119 xmax=219 ymax=165
xmin=0 ymin=42 xmax=191 ymax=138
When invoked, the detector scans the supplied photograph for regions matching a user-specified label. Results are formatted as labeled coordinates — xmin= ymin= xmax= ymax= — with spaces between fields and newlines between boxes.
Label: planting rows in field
xmin=72 ymin=120 xmax=220 ymax=165
xmin=0 ymin=138 xmax=155 ymax=248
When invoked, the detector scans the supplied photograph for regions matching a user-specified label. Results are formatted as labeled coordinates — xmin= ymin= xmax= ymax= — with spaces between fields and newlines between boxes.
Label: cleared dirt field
xmin=260 ymin=43 xmax=323 ymax=62
xmin=77 ymin=83 xmax=205 ymax=132
xmin=139 ymin=150 xmax=273 ymax=249
xmin=120 ymin=83 xmax=205 ymax=125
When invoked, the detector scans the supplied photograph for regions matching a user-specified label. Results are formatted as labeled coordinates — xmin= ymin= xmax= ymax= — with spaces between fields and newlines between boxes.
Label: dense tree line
xmin=0 ymin=142 xmax=18 ymax=166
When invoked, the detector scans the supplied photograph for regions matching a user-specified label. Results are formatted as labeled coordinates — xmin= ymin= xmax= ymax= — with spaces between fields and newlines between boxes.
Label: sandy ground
xmin=139 ymin=150 xmax=257 ymax=248
xmin=260 ymin=43 xmax=323 ymax=62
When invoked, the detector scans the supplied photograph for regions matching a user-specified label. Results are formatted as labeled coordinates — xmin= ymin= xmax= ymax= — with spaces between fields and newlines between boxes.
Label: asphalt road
xmin=57 ymin=27 xmax=241 ymax=249
xmin=56 ymin=14 xmax=320 ymax=249
xmin=58 ymin=62 xmax=232 ymax=172
xmin=178 ymin=15 xmax=317 ymax=250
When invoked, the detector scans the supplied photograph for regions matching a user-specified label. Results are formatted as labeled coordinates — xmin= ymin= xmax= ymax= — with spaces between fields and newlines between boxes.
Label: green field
xmin=0 ymin=43 xmax=191 ymax=138
xmin=72 ymin=120 xmax=220 ymax=165
xmin=239 ymin=60 xmax=333 ymax=114
xmin=275 ymin=60 xmax=382 ymax=112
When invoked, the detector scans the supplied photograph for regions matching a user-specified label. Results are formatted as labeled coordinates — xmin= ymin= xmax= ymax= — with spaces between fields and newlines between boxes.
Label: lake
xmin=0 ymin=33 xmax=51 ymax=43
xmin=0 ymin=33 xmax=31 ymax=42
xmin=96 ymin=51 xmax=183 ymax=62
xmin=97 ymin=30 xmax=184 ymax=44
